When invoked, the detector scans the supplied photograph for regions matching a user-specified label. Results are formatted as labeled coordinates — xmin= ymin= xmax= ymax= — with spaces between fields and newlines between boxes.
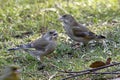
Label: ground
xmin=0 ymin=0 xmax=120 ymax=80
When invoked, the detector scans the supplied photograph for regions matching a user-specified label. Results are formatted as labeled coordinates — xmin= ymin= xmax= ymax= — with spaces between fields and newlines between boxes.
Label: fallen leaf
xmin=89 ymin=57 xmax=112 ymax=68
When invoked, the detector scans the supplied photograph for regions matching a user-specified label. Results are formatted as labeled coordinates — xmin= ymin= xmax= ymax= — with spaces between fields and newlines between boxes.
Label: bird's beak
xmin=15 ymin=69 xmax=22 ymax=74
xmin=58 ymin=16 xmax=63 ymax=21
xmin=53 ymin=32 xmax=58 ymax=40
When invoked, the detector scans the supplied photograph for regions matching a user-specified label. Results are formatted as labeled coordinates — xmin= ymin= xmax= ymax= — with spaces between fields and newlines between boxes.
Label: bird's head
xmin=4 ymin=65 xmax=21 ymax=75
xmin=58 ymin=14 xmax=77 ymax=26
xmin=43 ymin=30 xmax=58 ymax=41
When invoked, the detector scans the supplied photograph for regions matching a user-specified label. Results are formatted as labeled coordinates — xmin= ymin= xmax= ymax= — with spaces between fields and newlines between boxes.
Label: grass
xmin=0 ymin=0 xmax=120 ymax=80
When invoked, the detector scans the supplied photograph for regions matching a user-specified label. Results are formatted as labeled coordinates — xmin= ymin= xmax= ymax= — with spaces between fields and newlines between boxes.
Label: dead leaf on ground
xmin=89 ymin=58 xmax=112 ymax=68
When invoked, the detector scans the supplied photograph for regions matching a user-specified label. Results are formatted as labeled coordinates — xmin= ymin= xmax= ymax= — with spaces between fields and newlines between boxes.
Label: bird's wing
xmin=31 ymin=38 xmax=49 ymax=50
xmin=24 ymin=49 xmax=44 ymax=57
xmin=72 ymin=28 xmax=96 ymax=39
xmin=44 ymin=41 xmax=56 ymax=53
xmin=8 ymin=37 xmax=49 ymax=51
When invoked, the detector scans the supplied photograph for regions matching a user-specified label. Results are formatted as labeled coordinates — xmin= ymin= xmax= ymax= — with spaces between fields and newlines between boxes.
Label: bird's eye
xmin=62 ymin=15 xmax=67 ymax=18
xmin=12 ymin=68 xmax=17 ymax=71
xmin=53 ymin=33 xmax=57 ymax=36
xmin=49 ymin=31 xmax=54 ymax=34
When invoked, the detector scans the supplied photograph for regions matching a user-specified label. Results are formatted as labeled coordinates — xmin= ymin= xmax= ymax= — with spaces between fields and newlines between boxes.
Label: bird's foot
xmin=71 ymin=42 xmax=88 ymax=50
xmin=37 ymin=63 xmax=46 ymax=70
xmin=71 ymin=42 xmax=83 ymax=49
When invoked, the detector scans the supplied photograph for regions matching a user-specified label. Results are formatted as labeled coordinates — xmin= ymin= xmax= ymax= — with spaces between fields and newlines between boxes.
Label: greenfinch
xmin=0 ymin=65 xmax=21 ymax=80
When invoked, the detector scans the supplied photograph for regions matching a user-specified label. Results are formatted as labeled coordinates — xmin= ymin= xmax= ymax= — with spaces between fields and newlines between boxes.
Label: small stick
xmin=61 ymin=62 xmax=120 ymax=80
xmin=62 ymin=72 xmax=120 ymax=80
xmin=86 ymin=72 xmax=120 ymax=74
xmin=49 ymin=72 xmax=58 ymax=80
xmin=60 ymin=62 xmax=120 ymax=74
xmin=62 ymin=71 xmax=90 ymax=80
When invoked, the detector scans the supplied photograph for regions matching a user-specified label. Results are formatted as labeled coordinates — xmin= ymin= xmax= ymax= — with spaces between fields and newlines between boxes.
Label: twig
xmin=85 ymin=72 xmax=120 ymax=74
xmin=61 ymin=62 xmax=120 ymax=80
xmin=55 ymin=3 xmax=69 ymax=14
xmin=62 ymin=71 xmax=90 ymax=80
xmin=49 ymin=72 xmax=58 ymax=80
xmin=49 ymin=63 xmax=64 ymax=70
xmin=66 ymin=72 xmax=120 ymax=75
xmin=62 ymin=72 xmax=120 ymax=80
xmin=60 ymin=62 xmax=120 ymax=74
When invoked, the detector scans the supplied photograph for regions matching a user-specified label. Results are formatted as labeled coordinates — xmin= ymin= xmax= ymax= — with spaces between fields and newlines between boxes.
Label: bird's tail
xmin=96 ymin=35 xmax=106 ymax=39
xmin=8 ymin=43 xmax=32 ymax=51
xmin=8 ymin=47 xmax=21 ymax=51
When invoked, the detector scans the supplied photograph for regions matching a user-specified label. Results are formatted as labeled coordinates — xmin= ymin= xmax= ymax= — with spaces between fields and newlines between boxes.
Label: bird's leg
xmin=71 ymin=42 xmax=81 ymax=49
xmin=37 ymin=56 xmax=46 ymax=70
xmin=36 ymin=56 xmax=41 ymax=61
xmin=71 ymin=42 xmax=86 ymax=50
xmin=36 ymin=56 xmax=43 ymax=64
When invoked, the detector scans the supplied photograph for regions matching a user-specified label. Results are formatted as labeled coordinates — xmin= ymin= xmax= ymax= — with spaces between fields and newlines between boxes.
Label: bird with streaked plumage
xmin=8 ymin=30 xmax=58 ymax=63
xmin=0 ymin=65 xmax=21 ymax=80
xmin=58 ymin=14 xmax=105 ymax=45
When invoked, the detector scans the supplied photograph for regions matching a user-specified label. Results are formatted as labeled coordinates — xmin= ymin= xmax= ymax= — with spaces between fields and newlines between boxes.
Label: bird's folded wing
xmin=44 ymin=42 xmax=56 ymax=53
xmin=31 ymin=38 xmax=49 ymax=50
xmin=24 ymin=49 xmax=44 ymax=56
xmin=72 ymin=28 xmax=96 ymax=39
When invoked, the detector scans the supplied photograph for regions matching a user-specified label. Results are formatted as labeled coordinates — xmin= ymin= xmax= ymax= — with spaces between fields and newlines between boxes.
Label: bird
xmin=8 ymin=30 xmax=58 ymax=62
xmin=58 ymin=14 xmax=105 ymax=44
xmin=0 ymin=65 xmax=21 ymax=80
